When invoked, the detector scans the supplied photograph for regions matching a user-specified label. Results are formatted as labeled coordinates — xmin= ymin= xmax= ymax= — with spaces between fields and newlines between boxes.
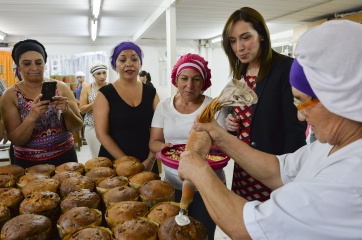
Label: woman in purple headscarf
xmin=93 ymin=41 xmax=160 ymax=173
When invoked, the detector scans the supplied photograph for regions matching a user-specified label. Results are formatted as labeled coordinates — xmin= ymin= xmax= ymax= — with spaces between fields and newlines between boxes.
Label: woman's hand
xmin=194 ymin=119 xmax=226 ymax=148
xmin=179 ymin=150 xmax=209 ymax=181
xmin=52 ymin=96 xmax=69 ymax=111
xmin=225 ymin=113 xmax=240 ymax=132
xmin=29 ymin=95 xmax=51 ymax=121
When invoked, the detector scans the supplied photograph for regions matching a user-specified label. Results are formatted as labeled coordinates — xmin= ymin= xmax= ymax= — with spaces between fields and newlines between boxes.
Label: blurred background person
xmin=222 ymin=7 xmax=306 ymax=202
xmin=94 ymin=41 xmax=160 ymax=172
xmin=139 ymin=70 xmax=154 ymax=88
xmin=75 ymin=70 xmax=86 ymax=105
xmin=0 ymin=73 xmax=7 ymax=143
xmin=0 ymin=39 xmax=83 ymax=168
xmin=75 ymin=70 xmax=86 ymax=145
xmin=79 ymin=61 xmax=108 ymax=159
xmin=149 ymin=53 xmax=224 ymax=240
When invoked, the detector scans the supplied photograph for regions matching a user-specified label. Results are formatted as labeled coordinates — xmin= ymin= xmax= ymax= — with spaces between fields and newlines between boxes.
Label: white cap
xmin=295 ymin=20 xmax=362 ymax=122
xmin=75 ymin=71 xmax=86 ymax=78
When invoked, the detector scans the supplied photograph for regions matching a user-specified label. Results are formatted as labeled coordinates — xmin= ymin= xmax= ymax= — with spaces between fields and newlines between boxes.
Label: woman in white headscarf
xmin=178 ymin=20 xmax=362 ymax=240
xmin=79 ymin=61 xmax=108 ymax=158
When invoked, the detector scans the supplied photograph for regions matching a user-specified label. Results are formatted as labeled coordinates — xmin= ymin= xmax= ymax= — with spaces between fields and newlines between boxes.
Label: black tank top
xmin=98 ymin=83 xmax=156 ymax=162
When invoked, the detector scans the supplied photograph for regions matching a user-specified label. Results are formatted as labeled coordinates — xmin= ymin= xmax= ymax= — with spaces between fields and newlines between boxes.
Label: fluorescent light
xmin=0 ymin=31 xmax=6 ymax=41
xmin=92 ymin=0 xmax=101 ymax=19
xmin=91 ymin=20 xmax=98 ymax=41
xmin=211 ymin=36 xmax=221 ymax=43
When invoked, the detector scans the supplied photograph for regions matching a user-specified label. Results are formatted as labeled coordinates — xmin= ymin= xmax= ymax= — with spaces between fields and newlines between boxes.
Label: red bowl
xmin=156 ymin=144 xmax=230 ymax=170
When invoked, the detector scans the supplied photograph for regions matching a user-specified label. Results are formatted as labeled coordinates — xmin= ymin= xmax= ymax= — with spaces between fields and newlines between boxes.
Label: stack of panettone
xmin=0 ymin=156 xmax=208 ymax=240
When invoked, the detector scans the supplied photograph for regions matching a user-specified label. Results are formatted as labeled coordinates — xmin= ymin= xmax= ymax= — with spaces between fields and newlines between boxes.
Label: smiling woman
xmin=93 ymin=41 xmax=160 ymax=173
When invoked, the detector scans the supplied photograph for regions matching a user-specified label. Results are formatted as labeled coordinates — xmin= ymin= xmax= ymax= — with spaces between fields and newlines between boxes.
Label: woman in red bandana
xmin=149 ymin=53 xmax=225 ymax=240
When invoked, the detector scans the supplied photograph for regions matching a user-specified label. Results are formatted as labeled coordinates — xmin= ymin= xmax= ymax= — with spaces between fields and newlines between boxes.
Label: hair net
xmin=294 ymin=20 xmax=362 ymax=122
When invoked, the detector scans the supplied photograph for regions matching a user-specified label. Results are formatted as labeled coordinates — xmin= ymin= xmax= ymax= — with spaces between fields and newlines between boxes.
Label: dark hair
xmin=139 ymin=70 xmax=151 ymax=82
xmin=12 ymin=39 xmax=48 ymax=66
xmin=222 ymin=7 xmax=273 ymax=81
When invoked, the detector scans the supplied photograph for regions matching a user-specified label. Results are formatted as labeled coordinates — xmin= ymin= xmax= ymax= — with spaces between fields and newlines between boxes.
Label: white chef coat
xmin=244 ymin=139 xmax=362 ymax=240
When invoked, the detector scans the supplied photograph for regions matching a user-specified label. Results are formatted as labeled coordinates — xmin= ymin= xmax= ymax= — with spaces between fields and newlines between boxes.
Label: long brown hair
xmin=222 ymin=7 xmax=273 ymax=81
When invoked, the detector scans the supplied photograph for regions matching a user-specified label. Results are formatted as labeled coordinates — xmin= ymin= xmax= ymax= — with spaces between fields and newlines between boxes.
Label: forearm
xmin=217 ymin=132 xmax=283 ymax=190
xmin=8 ymin=117 xmax=36 ymax=146
xmin=62 ymin=107 xmax=83 ymax=133
xmin=149 ymin=140 xmax=166 ymax=154
xmin=79 ymin=102 xmax=93 ymax=114
xmin=97 ymin=133 xmax=126 ymax=159
xmin=183 ymin=152 xmax=250 ymax=240
xmin=143 ymin=152 xmax=156 ymax=171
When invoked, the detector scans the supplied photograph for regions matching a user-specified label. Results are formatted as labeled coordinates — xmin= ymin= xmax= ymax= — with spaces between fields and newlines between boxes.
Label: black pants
xmin=175 ymin=189 xmax=216 ymax=240
xmin=13 ymin=146 xmax=78 ymax=168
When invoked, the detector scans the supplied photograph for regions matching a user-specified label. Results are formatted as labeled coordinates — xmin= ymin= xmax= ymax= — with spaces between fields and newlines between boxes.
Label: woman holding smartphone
xmin=0 ymin=39 xmax=83 ymax=168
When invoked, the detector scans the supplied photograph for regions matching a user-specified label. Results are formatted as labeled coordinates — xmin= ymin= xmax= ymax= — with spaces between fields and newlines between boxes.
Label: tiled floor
xmin=76 ymin=143 xmax=233 ymax=240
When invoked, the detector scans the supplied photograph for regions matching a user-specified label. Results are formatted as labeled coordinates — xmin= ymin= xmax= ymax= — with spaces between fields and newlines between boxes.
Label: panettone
xmin=55 ymin=162 xmax=85 ymax=175
xmin=21 ymin=178 xmax=60 ymax=197
xmin=147 ymin=201 xmax=181 ymax=224
xmin=115 ymin=160 xmax=145 ymax=178
xmin=60 ymin=189 xmax=101 ymax=213
xmin=0 ymin=205 xmax=11 ymax=230
xmin=105 ymin=201 xmax=148 ymax=229
xmin=85 ymin=167 xmax=116 ymax=184
xmin=17 ymin=173 xmax=50 ymax=189
xmin=84 ymin=157 xmax=113 ymax=172
xmin=113 ymin=156 xmax=140 ymax=168
xmin=57 ymin=206 xmax=102 ymax=238
xmin=51 ymin=171 xmax=82 ymax=183
xmin=59 ymin=175 xmax=95 ymax=198
xmin=113 ymin=218 xmax=158 ymax=240
xmin=0 ymin=164 xmax=25 ymax=180
xmin=103 ymin=186 xmax=139 ymax=208
xmin=19 ymin=191 xmax=61 ymax=221
xmin=158 ymin=216 xmax=208 ymax=240
xmin=96 ymin=176 xmax=129 ymax=195
xmin=0 ymin=187 xmax=24 ymax=212
xmin=0 ymin=173 xmax=16 ymax=188
xmin=1 ymin=214 xmax=52 ymax=240
xmin=62 ymin=226 xmax=114 ymax=240
xmin=139 ymin=180 xmax=175 ymax=207
xmin=128 ymin=171 xmax=161 ymax=190
xmin=25 ymin=164 xmax=55 ymax=176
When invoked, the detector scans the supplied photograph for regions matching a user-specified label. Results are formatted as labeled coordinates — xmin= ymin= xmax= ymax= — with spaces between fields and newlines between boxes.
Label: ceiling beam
xmin=132 ymin=0 xmax=177 ymax=42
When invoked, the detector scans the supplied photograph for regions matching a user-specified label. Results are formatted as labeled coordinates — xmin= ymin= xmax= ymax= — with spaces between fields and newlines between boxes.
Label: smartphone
xmin=40 ymin=82 xmax=57 ymax=102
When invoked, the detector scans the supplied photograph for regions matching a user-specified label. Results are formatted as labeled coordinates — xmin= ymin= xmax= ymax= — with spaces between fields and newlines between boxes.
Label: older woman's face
xmin=18 ymin=51 xmax=45 ymax=81
xmin=229 ymin=20 xmax=262 ymax=65
xmin=176 ymin=69 xmax=204 ymax=101
xmin=292 ymin=87 xmax=342 ymax=144
xmin=116 ymin=50 xmax=141 ymax=79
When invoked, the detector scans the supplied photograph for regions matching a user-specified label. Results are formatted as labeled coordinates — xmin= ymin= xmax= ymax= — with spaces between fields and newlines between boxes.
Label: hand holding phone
xmin=40 ymin=82 xmax=57 ymax=102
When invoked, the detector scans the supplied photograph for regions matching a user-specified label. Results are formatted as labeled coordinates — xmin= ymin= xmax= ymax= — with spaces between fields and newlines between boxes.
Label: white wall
xmin=6 ymin=40 xmax=230 ymax=101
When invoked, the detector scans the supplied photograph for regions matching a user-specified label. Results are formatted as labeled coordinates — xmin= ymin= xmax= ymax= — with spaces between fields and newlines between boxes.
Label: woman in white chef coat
xmin=178 ymin=20 xmax=362 ymax=240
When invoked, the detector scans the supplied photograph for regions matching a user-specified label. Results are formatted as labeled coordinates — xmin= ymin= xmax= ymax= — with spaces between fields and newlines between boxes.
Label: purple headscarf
xmin=110 ymin=41 xmax=143 ymax=71
xmin=289 ymin=58 xmax=317 ymax=98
